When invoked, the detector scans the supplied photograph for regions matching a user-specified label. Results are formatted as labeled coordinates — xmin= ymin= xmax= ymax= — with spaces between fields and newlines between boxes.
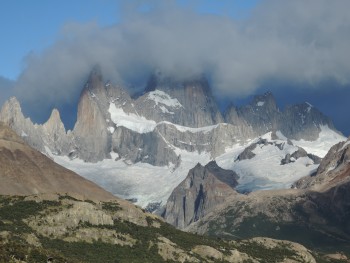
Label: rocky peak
xmin=251 ymin=91 xmax=278 ymax=112
xmin=237 ymin=92 xmax=280 ymax=135
xmin=0 ymin=97 xmax=25 ymax=124
xmin=72 ymin=68 xmax=111 ymax=162
xmin=41 ymin=108 xmax=71 ymax=155
xmin=224 ymin=103 xmax=252 ymax=133
xmin=280 ymin=102 xmax=336 ymax=140
xmin=163 ymin=161 xmax=238 ymax=229
xmin=136 ymin=73 xmax=223 ymax=127
xmin=0 ymin=97 xmax=47 ymax=152
xmin=44 ymin=109 xmax=65 ymax=131
xmin=80 ymin=65 xmax=107 ymax=100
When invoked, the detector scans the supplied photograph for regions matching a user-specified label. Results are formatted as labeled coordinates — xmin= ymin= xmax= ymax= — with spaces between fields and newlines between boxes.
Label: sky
xmin=0 ymin=0 xmax=350 ymax=135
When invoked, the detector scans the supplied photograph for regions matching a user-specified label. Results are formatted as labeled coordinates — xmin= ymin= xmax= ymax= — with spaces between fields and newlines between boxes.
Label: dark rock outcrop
xmin=163 ymin=161 xmax=238 ymax=229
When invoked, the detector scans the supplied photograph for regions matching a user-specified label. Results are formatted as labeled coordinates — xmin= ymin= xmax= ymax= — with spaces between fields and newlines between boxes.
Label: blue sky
xmin=0 ymin=0 xmax=121 ymax=80
xmin=1 ymin=0 xmax=350 ymax=136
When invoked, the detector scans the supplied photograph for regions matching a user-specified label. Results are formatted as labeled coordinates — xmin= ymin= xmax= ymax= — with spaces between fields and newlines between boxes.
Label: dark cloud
xmin=8 ymin=0 xmax=350 ymax=132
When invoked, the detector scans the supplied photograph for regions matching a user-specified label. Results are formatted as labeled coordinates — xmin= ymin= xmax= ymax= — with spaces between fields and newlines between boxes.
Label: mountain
xmin=294 ymin=136 xmax=350 ymax=190
xmin=0 ymin=97 xmax=73 ymax=156
xmin=179 ymin=138 xmax=350 ymax=256
xmin=134 ymin=72 xmax=224 ymax=127
xmin=163 ymin=161 xmax=239 ymax=229
xmin=0 ymin=122 xmax=114 ymax=201
xmin=226 ymin=92 xmax=337 ymax=140
xmin=0 ymin=122 xmax=324 ymax=262
xmin=0 ymin=67 xmax=345 ymax=210
xmin=232 ymin=91 xmax=280 ymax=136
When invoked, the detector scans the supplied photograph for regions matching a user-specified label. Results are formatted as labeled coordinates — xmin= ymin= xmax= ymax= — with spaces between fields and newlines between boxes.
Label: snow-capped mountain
xmin=0 ymin=68 xmax=346 ymax=209
xmin=134 ymin=72 xmax=224 ymax=127
xmin=226 ymin=91 xmax=336 ymax=141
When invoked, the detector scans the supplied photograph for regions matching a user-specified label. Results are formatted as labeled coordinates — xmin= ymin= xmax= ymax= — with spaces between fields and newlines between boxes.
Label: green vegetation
xmin=236 ymin=241 xmax=297 ymax=262
xmin=0 ymin=239 xmax=75 ymax=263
xmin=0 ymin=195 xmax=342 ymax=263
xmin=41 ymin=237 xmax=164 ymax=263
xmin=208 ymin=209 xmax=350 ymax=257
xmin=0 ymin=196 xmax=60 ymax=234
xmin=102 ymin=201 xmax=122 ymax=212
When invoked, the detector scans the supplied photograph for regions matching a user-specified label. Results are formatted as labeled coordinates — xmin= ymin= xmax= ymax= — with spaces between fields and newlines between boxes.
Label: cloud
xmin=0 ymin=76 xmax=14 ymax=107
xmin=12 ymin=0 xmax=350 ymax=119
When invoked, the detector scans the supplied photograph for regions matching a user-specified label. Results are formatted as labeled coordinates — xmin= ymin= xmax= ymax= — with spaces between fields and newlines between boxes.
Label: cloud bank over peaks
xmin=11 ymin=0 xmax=350 ymax=118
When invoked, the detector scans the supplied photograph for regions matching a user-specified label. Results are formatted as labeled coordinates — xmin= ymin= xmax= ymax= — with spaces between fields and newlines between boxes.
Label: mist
xmin=2 ymin=0 xmax=350 ymax=132
xmin=0 ymin=76 xmax=14 ymax=107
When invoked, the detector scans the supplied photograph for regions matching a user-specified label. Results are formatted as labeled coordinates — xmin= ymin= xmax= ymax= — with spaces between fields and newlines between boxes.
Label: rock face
xmin=280 ymin=102 xmax=336 ymax=140
xmin=111 ymin=126 xmax=179 ymax=166
xmin=135 ymin=72 xmax=224 ymax=127
xmin=72 ymin=67 xmax=112 ymax=162
xmin=226 ymin=92 xmax=337 ymax=140
xmin=163 ymin=161 xmax=238 ymax=229
xmin=0 ymin=122 xmax=115 ymax=201
xmin=234 ymin=92 xmax=280 ymax=136
xmin=42 ymin=108 xmax=72 ymax=155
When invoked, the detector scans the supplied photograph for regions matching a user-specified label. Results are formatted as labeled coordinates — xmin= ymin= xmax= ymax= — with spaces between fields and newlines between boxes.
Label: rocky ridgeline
xmin=0 ymin=68 xmax=340 ymax=167
xmin=226 ymin=92 xmax=336 ymax=141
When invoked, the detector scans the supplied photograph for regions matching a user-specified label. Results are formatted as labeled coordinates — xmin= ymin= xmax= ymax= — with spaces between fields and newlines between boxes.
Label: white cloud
xmin=12 ymin=0 xmax=350 ymax=111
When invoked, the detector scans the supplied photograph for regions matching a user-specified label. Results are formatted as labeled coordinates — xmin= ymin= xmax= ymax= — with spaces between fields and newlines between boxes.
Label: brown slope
xmin=0 ymin=122 xmax=115 ymax=201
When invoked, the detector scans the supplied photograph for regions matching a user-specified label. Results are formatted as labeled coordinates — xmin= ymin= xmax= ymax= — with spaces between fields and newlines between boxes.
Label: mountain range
xmin=0 ymin=119 xmax=328 ymax=262
xmin=1 ymin=66 xmax=349 ymax=260
xmin=0 ymin=67 xmax=345 ymax=207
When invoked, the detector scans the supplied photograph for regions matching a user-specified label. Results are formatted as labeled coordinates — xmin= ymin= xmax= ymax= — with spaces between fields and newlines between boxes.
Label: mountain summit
xmin=135 ymin=73 xmax=224 ymax=127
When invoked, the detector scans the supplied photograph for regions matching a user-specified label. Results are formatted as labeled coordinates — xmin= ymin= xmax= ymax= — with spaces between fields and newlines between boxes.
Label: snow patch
xmin=110 ymin=151 xmax=119 ymax=160
xmin=162 ymin=121 xmax=219 ymax=134
xmin=306 ymin=102 xmax=313 ymax=113
xmin=292 ymin=125 xmax=346 ymax=158
xmin=107 ymin=127 xmax=115 ymax=134
xmin=109 ymin=103 xmax=156 ymax=133
xmin=159 ymin=105 xmax=174 ymax=114
xmin=340 ymin=140 xmax=350 ymax=151
xmin=256 ymin=101 xmax=265 ymax=107
xmin=147 ymin=90 xmax=183 ymax=109
xmin=21 ymin=131 xmax=28 ymax=137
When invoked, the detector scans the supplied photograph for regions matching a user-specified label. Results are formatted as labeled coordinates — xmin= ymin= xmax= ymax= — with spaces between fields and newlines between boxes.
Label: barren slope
xmin=0 ymin=122 xmax=115 ymax=201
